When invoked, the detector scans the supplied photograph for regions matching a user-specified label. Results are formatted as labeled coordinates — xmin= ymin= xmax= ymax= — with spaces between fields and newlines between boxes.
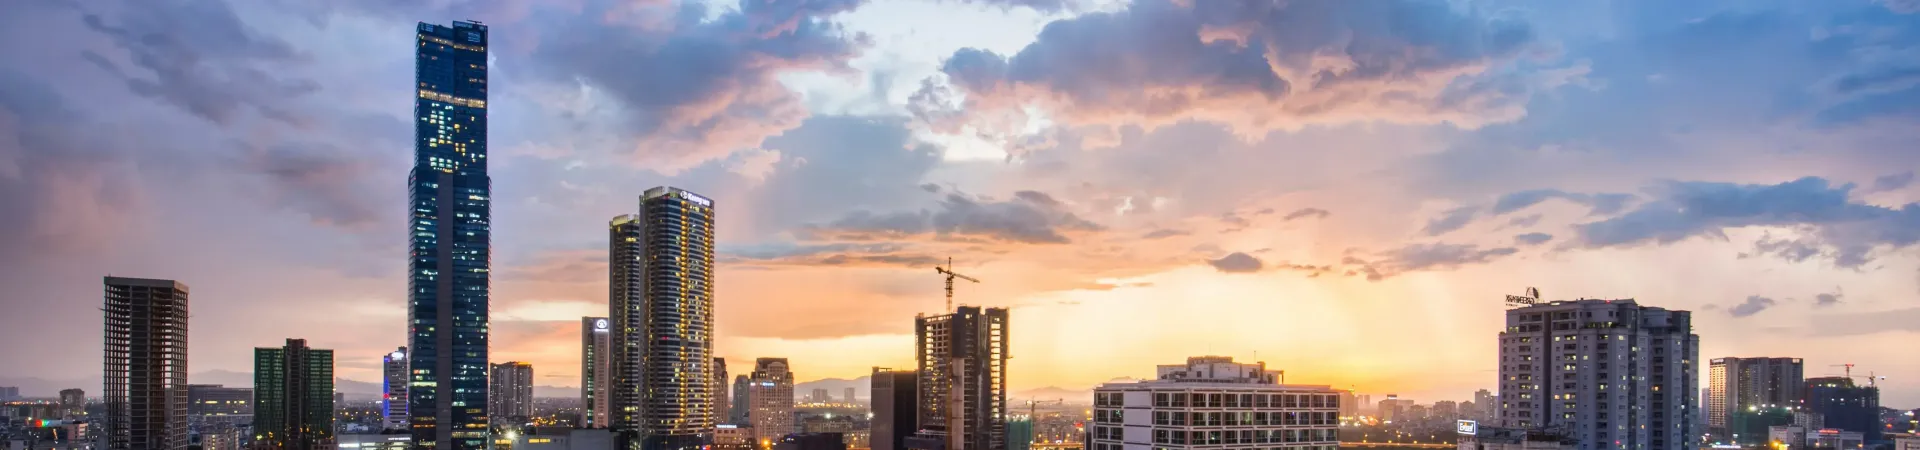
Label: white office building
xmin=1089 ymin=356 xmax=1339 ymax=450
xmin=1497 ymin=299 xmax=1699 ymax=450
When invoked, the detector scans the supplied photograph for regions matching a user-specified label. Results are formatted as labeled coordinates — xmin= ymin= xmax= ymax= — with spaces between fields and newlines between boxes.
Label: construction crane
xmin=1831 ymin=363 xmax=1856 ymax=379
xmin=1827 ymin=364 xmax=1887 ymax=387
xmin=1026 ymin=398 xmax=1064 ymax=420
xmin=934 ymin=257 xmax=981 ymax=312
xmin=1025 ymin=398 xmax=1065 ymax=443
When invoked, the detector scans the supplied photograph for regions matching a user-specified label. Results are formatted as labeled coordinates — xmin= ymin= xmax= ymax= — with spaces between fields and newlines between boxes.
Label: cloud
xmin=1272 ymin=262 xmax=1335 ymax=278
xmin=1514 ymin=232 xmax=1554 ymax=246
xmin=231 ymin=142 xmax=389 ymax=230
xmin=1141 ymin=229 xmax=1189 ymax=239
xmin=1423 ymin=206 xmax=1480 ymax=236
xmin=1814 ymin=288 xmax=1844 ymax=308
xmin=1490 ymin=189 xmax=1635 ymax=216
xmin=743 ymin=116 xmax=946 ymax=237
xmin=78 ymin=0 xmax=317 ymax=127
xmin=720 ymin=242 xmax=944 ymax=269
xmin=1507 ymin=214 xmax=1544 ymax=228
xmin=1207 ymin=252 xmax=1262 ymax=273
xmin=948 ymin=0 xmax=1074 ymax=13
xmin=1870 ymin=171 xmax=1914 ymax=192
xmin=1728 ymin=295 xmax=1776 ymax=318
xmin=923 ymin=0 xmax=1557 ymax=138
xmin=1345 ymin=243 xmax=1519 ymax=281
xmin=525 ymin=0 xmax=872 ymax=172
xmin=1281 ymin=207 xmax=1330 ymax=221
xmin=1572 ymin=177 xmax=1920 ymax=268
xmin=800 ymin=190 xmax=1103 ymax=244
xmin=0 ymin=71 xmax=144 ymax=257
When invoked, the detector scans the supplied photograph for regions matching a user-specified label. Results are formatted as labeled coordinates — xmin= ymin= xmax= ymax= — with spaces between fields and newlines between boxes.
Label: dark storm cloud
xmin=1572 ymin=177 xmax=1920 ymax=268
xmin=1728 ymin=295 xmax=1776 ymax=318
xmin=1281 ymin=208 xmax=1330 ymax=221
xmin=800 ymin=190 xmax=1104 ymax=244
xmin=1514 ymin=232 xmax=1554 ymax=246
xmin=927 ymin=0 xmax=1546 ymax=132
xmin=1344 ymin=243 xmax=1520 ymax=281
xmin=1207 ymin=252 xmax=1263 ymax=273
xmin=1491 ymin=189 xmax=1635 ymax=216
xmin=1422 ymin=206 xmax=1480 ymax=236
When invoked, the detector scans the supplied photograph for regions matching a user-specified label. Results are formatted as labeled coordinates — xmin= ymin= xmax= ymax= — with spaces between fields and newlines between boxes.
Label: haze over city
xmin=4 ymin=0 xmax=1919 ymax=416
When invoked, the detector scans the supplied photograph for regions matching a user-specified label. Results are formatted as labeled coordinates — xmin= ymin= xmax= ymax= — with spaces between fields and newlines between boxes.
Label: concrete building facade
xmin=583 ymin=317 xmax=613 ymax=428
xmin=749 ymin=358 xmax=796 ymax=446
xmin=1088 ymin=356 xmax=1339 ymax=450
xmin=103 ymin=276 xmax=191 ymax=450
xmin=913 ymin=306 xmax=1009 ymax=450
xmin=1706 ymin=357 xmax=1803 ymax=438
xmin=1497 ymin=299 xmax=1699 ymax=450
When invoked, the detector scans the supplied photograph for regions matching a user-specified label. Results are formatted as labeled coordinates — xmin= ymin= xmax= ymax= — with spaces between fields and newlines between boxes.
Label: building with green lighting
xmin=254 ymin=338 xmax=334 ymax=450
xmin=1007 ymin=418 xmax=1033 ymax=450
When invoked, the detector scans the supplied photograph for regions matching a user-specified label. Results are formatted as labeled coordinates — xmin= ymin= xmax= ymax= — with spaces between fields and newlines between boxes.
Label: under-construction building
xmin=909 ymin=306 xmax=1009 ymax=450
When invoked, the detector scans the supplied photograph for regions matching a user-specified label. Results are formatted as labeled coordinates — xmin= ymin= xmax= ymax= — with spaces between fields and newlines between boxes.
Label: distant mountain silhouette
xmin=795 ymin=376 xmax=870 ymax=401
xmin=1015 ymin=386 xmax=1091 ymax=401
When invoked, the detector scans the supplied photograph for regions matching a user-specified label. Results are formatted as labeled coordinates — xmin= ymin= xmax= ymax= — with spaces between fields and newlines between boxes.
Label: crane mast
xmin=934 ymin=257 xmax=981 ymax=312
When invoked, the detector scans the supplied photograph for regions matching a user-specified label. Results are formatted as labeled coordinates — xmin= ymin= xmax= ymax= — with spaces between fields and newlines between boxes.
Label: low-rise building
xmin=1768 ymin=426 xmax=1863 ymax=450
xmin=1089 ymin=356 xmax=1338 ymax=450
xmin=1456 ymin=424 xmax=1576 ymax=450
xmin=337 ymin=432 xmax=414 ymax=450
xmin=716 ymin=424 xmax=757 ymax=450
xmin=777 ymin=433 xmax=850 ymax=450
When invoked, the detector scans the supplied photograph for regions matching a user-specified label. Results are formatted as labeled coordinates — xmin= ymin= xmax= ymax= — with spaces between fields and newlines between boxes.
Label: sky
xmin=1 ymin=0 xmax=1918 ymax=406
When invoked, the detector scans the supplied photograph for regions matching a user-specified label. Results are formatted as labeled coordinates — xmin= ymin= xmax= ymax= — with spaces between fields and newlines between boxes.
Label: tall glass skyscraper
xmin=611 ymin=187 xmax=718 ymax=450
xmin=408 ymin=20 xmax=491 ymax=450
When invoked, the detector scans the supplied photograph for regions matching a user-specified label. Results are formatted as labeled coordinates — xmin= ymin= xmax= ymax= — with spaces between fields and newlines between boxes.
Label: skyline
xmin=3 ymin=0 xmax=1920 ymax=411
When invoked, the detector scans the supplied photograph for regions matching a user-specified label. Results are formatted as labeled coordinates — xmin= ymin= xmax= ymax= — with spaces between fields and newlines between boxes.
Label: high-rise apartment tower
xmin=611 ymin=186 xmax=718 ymax=450
xmin=489 ymin=362 xmax=534 ymax=424
xmin=871 ymin=368 xmax=918 ymax=450
xmin=383 ymin=348 xmax=408 ymax=430
xmin=749 ymin=358 xmax=796 ymax=445
xmin=714 ymin=357 xmax=730 ymax=429
xmin=583 ymin=317 xmax=613 ymax=428
xmin=1705 ymin=357 xmax=1802 ymax=438
xmin=253 ymin=338 xmax=335 ymax=450
xmin=408 ymin=19 xmax=492 ymax=450
xmin=1497 ymin=299 xmax=1698 ymax=450
xmin=103 ymin=276 xmax=190 ymax=450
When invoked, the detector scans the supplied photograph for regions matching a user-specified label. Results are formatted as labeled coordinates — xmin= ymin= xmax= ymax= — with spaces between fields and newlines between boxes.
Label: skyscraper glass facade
xmin=408 ymin=20 xmax=491 ymax=450
xmin=253 ymin=339 xmax=335 ymax=450
xmin=612 ymin=187 xmax=718 ymax=450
